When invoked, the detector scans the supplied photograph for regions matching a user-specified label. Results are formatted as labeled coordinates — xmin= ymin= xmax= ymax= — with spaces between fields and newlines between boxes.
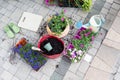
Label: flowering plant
xmin=64 ymin=27 xmax=97 ymax=63
xmin=45 ymin=0 xmax=56 ymax=6
xmin=48 ymin=10 xmax=72 ymax=35
xmin=65 ymin=43 xmax=84 ymax=63
xmin=13 ymin=43 xmax=47 ymax=71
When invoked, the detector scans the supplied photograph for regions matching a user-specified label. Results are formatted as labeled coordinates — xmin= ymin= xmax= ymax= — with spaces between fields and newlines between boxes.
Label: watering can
xmin=84 ymin=15 xmax=105 ymax=32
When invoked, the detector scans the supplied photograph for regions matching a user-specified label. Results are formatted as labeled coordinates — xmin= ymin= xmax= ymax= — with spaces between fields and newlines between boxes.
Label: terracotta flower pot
xmin=38 ymin=35 xmax=64 ymax=59
xmin=46 ymin=17 xmax=70 ymax=38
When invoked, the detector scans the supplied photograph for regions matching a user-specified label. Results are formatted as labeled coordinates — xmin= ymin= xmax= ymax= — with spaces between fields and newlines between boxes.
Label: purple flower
xmin=91 ymin=36 xmax=95 ymax=41
xmin=61 ymin=18 xmax=64 ymax=21
xmin=74 ymin=35 xmax=81 ymax=39
xmin=45 ymin=0 xmax=49 ymax=5
xmin=33 ymin=57 xmax=37 ymax=61
xmin=80 ymin=27 xmax=86 ymax=31
xmin=71 ymin=52 xmax=76 ymax=58
xmin=24 ymin=53 xmax=29 ymax=59
xmin=29 ymin=59 xmax=34 ymax=64
xmin=17 ymin=44 xmax=22 ymax=49
xmin=87 ymin=32 xmax=91 ymax=35
xmin=64 ymin=9 xmax=66 ymax=13
xmin=27 ymin=50 xmax=32 ymax=55
xmin=63 ymin=50 xmax=67 ymax=55
xmin=32 ymin=62 xmax=40 ymax=70
xmin=12 ymin=47 xmax=18 ymax=52
xmin=77 ymin=30 xmax=81 ymax=36
xmin=80 ymin=44 xmax=84 ymax=48
xmin=68 ymin=43 xmax=74 ymax=49
xmin=84 ymin=33 xmax=88 ymax=37
xmin=55 ymin=13 xmax=59 ymax=16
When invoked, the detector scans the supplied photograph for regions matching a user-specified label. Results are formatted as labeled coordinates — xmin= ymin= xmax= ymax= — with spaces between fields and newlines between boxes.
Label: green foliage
xmin=14 ymin=43 xmax=47 ymax=70
xmin=72 ymin=28 xmax=97 ymax=52
xmin=82 ymin=0 xmax=92 ymax=11
xmin=74 ymin=0 xmax=82 ymax=7
xmin=48 ymin=11 xmax=72 ymax=35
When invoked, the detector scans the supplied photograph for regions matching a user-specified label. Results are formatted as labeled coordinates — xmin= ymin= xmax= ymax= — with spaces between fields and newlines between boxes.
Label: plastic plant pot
xmin=38 ymin=35 xmax=64 ymax=59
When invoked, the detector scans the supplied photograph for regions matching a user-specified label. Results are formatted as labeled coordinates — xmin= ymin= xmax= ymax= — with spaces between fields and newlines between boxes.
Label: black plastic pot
xmin=58 ymin=0 xmax=84 ymax=8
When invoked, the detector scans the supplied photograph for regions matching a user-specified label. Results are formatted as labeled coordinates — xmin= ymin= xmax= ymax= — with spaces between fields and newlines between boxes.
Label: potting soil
xmin=40 ymin=37 xmax=64 ymax=55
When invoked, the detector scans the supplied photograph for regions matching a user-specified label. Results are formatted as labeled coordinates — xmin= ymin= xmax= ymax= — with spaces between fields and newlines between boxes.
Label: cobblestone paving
xmin=0 ymin=0 xmax=120 ymax=80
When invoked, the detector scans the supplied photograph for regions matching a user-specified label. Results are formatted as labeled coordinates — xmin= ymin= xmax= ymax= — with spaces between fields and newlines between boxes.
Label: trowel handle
xmin=31 ymin=46 xmax=41 ymax=51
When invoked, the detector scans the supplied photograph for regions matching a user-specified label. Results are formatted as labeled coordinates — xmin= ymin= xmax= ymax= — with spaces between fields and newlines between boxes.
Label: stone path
xmin=84 ymin=0 xmax=120 ymax=80
xmin=0 ymin=0 xmax=120 ymax=80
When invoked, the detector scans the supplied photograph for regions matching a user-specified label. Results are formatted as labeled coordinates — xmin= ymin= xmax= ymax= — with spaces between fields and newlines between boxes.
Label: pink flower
xmin=91 ymin=36 xmax=94 ymax=41
xmin=87 ymin=32 xmax=91 ymax=35
xmin=89 ymin=28 xmax=92 ymax=31
xmin=64 ymin=9 xmax=66 ymax=13
xmin=80 ymin=44 xmax=84 ymax=48
xmin=45 ymin=0 xmax=49 ymax=5
xmin=85 ymin=32 xmax=91 ymax=37
xmin=61 ymin=17 xmax=64 ymax=21
xmin=63 ymin=50 xmax=67 ymax=55
xmin=71 ymin=52 xmax=76 ymax=58
xmin=74 ymin=35 xmax=81 ymax=39
xmin=68 ymin=43 xmax=74 ymax=49
xmin=84 ymin=33 xmax=88 ymax=37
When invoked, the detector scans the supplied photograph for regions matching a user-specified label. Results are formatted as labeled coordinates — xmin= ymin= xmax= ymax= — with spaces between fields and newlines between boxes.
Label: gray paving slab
xmin=84 ymin=67 xmax=113 ymax=80
xmin=88 ymin=47 xmax=98 ymax=56
xmin=78 ymin=60 xmax=90 ymax=74
xmin=111 ymin=16 xmax=120 ymax=34
xmin=96 ymin=44 xmax=120 ymax=68
xmin=114 ymin=73 xmax=120 ymax=80
xmin=114 ymin=0 xmax=120 ymax=4
xmin=50 ymin=72 xmax=63 ymax=80
xmin=112 ymin=3 xmax=120 ymax=10
xmin=63 ymin=71 xmax=80 ymax=80
xmin=109 ymin=8 xmax=118 ymax=15
xmin=104 ymin=2 xmax=112 ymax=9
xmin=0 ymin=0 xmax=119 ymax=80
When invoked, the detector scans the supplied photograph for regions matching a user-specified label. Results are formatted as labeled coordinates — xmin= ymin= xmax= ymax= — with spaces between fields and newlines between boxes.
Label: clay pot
xmin=16 ymin=38 xmax=27 ymax=47
xmin=46 ymin=17 xmax=70 ymax=38
xmin=38 ymin=35 xmax=64 ymax=59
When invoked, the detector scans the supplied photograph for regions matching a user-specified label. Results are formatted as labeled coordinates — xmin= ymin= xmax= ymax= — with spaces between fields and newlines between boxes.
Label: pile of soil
xmin=40 ymin=37 xmax=64 ymax=55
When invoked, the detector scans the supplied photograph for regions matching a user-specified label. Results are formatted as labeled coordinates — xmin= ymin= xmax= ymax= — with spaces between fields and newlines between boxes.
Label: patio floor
xmin=0 ymin=0 xmax=120 ymax=80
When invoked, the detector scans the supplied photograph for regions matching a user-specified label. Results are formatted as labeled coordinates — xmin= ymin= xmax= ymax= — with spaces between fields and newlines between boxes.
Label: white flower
xmin=68 ymin=49 xmax=72 ymax=52
xmin=74 ymin=59 xmax=77 ymax=63
xmin=70 ymin=57 xmax=72 ymax=59
xmin=76 ymin=50 xmax=82 ymax=55
xmin=70 ymin=51 xmax=74 ymax=55
xmin=70 ymin=49 xmax=76 ymax=55
xmin=73 ymin=48 xmax=77 ymax=52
